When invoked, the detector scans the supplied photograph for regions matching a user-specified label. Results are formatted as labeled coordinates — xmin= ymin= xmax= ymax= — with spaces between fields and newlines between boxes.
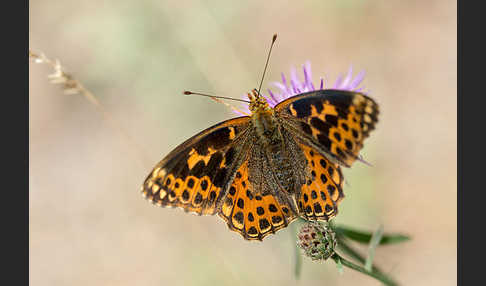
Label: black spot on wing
xmin=187 ymin=178 xmax=195 ymax=188
xmin=248 ymin=226 xmax=258 ymax=235
xmin=257 ymin=207 xmax=265 ymax=215
xmin=189 ymin=160 xmax=206 ymax=176
xmin=269 ymin=204 xmax=278 ymax=212
xmin=237 ymin=198 xmax=244 ymax=208
xmin=319 ymin=159 xmax=327 ymax=168
xmin=213 ymin=167 xmax=228 ymax=188
xmin=259 ymin=218 xmax=270 ymax=230
xmin=327 ymin=185 xmax=336 ymax=197
xmin=324 ymin=114 xmax=338 ymax=127
xmin=344 ymin=139 xmax=353 ymax=150
xmin=341 ymin=122 xmax=349 ymax=131
xmin=313 ymin=203 xmax=323 ymax=214
xmin=234 ymin=212 xmax=244 ymax=224
xmin=200 ymin=180 xmax=208 ymax=191
xmin=182 ymin=190 xmax=190 ymax=201
xmin=310 ymin=117 xmax=330 ymax=134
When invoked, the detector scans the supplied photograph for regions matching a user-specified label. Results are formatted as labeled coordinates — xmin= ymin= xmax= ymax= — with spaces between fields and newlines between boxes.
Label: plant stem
xmin=331 ymin=254 xmax=398 ymax=286
xmin=336 ymin=237 xmax=385 ymax=274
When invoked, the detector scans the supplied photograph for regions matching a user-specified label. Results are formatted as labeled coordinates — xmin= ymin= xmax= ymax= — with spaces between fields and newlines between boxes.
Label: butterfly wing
xmin=141 ymin=117 xmax=251 ymax=215
xmin=218 ymin=157 xmax=297 ymax=241
xmin=275 ymin=89 xmax=379 ymax=167
xmin=295 ymin=143 xmax=344 ymax=221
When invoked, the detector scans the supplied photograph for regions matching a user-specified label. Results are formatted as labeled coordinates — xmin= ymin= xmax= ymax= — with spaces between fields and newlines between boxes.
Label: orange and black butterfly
xmin=141 ymin=88 xmax=378 ymax=241
xmin=141 ymin=36 xmax=379 ymax=241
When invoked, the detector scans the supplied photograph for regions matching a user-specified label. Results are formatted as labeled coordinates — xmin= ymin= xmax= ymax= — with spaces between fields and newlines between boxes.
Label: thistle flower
xmin=235 ymin=61 xmax=367 ymax=115
xmin=297 ymin=222 xmax=337 ymax=261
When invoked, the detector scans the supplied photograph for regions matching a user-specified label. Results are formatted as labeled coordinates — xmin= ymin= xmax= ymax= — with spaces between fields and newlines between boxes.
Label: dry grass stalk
xmin=29 ymin=49 xmax=150 ymax=167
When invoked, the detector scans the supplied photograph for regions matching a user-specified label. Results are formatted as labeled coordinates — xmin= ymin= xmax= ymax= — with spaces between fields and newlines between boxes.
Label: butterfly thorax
xmin=248 ymin=90 xmax=281 ymax=149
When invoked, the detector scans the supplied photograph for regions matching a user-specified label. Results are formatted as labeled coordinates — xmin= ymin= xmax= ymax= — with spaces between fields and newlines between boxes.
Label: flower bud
xmin=297 ymin=222 xmax=337 ymax=261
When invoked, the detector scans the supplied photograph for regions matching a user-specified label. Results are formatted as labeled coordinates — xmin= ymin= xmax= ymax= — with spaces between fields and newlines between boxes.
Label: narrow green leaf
xmin=365 ymin=225 xmax=384 ymax=272
xmin=334 ymin=225 xmax=410 ymax=245
xmin=380 ymin=234 xmax=411 ymax=244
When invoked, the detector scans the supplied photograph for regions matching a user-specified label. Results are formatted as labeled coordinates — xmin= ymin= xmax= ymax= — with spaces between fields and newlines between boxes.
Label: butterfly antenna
xmin=183 ymin=91 xmax=251 ymax=116
xmin=256 ymin=34 xmax=277 ymax=98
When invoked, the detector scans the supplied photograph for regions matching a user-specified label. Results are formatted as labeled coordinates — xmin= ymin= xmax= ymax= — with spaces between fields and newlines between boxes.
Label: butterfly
xmin=141 ymin=88 xmax=379 ymax=241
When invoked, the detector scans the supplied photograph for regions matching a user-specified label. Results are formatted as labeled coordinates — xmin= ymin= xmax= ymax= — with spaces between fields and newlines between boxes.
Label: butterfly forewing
xmin=275 ymin=89 xmax=379 ymax=167
xmin=142 ymin=117 xmax=251 ymax=215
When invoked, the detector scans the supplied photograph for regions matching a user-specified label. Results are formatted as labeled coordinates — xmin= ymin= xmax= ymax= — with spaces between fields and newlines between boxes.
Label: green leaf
xmin=334 ymin=225 xmax=410 ymax=245
xmin=365 ymin=225 xmax=384 ymax=272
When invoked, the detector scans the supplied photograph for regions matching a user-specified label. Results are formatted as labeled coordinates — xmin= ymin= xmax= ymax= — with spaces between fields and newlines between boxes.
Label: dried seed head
xmin=297 ymin=222 xmax=337 ymax=261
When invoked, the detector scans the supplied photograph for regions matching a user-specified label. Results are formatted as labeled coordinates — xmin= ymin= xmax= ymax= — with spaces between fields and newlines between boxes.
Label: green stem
xmin=331 ymin=254 xmax=398 ymax=286
xmin=337 ymin=236 xmax=385 ymax=275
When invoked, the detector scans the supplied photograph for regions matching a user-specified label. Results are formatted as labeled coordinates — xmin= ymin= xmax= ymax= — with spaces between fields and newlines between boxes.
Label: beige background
xmin=30 ymin=1 xmax=456 ymax=285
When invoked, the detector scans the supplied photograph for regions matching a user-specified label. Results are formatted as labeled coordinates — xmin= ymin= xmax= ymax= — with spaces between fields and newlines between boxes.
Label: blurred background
xmin=29 ymin=1 xmax=456 ymax=285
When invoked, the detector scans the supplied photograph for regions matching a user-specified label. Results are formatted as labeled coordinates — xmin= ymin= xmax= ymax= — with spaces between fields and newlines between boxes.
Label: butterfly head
xmin=248 ymin=88 xmax=272 ymax=114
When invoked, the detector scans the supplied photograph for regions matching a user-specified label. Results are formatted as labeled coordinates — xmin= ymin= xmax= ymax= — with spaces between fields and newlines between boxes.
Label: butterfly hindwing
xmin=142 ymin=117 xmax=251 ymax=215
xmin=296 ymin=144 xmax=344 ymax=221
xmin=218 ymin=159 xmax=297 ymax=241
xmin=275 ymin=89 xmax=379 ymax=167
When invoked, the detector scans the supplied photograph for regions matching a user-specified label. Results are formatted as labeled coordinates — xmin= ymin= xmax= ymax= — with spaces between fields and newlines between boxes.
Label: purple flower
xmin=235 ymin=61 xmax=367 ymax=115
